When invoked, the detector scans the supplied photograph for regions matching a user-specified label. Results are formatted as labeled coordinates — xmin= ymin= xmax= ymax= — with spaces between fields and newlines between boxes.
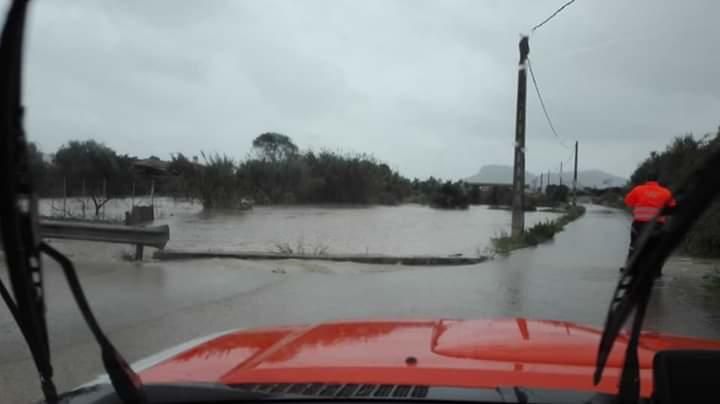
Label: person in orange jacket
xmin=624 ymin=173 xmax=676 ymax=276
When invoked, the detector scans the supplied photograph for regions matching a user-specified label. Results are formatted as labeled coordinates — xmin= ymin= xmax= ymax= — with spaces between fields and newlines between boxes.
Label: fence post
xmin=62 ymin=176 xmax=67 ymax=217
xmin=102 ymin=178 xmax=107 ymax=219
xmin=82 ymin=178 xmax=87 ymax=219
xmin=150 ymin=178 xmax=155 ymax=218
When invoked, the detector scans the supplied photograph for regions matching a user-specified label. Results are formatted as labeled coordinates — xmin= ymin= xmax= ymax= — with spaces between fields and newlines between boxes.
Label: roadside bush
xmin=198 ymin=153 xmax=245 ymax=209
xmin=490 ymin=205 xmax=586 ymax=255
xmin=430 ymin=181 xmax=469 ymax=209
xmin=683 ymin=200 xmax=720 ymax=256
xmin=629 ymin=129 xmax=720 ymax=257
xmin=490 ymin=231 xmax=523 ymax=255
xmin=522 ymin=220 xmax=562 ymax=246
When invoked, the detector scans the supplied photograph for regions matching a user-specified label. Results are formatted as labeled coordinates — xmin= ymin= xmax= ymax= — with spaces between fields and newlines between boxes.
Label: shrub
xmin=490 ymin=205 xmax=586 ymax=255
xmin=629 ymin=130 xmax=720 ymax=257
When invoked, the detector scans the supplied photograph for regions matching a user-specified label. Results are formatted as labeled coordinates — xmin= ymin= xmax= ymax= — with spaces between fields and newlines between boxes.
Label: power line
xmin=531 ymin=0 xmax=577 ymax=32
xmin=527 ymin=58 xmax=570 ymax=150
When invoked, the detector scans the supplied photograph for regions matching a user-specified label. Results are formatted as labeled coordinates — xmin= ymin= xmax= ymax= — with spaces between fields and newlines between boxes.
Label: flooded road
xmin=159 ymin=204 xmax=562 ymax=255
xmin=40 ymin=198 xmax=562 ymax=255
xmin=2 ymin=205 xmax=719 ymax=403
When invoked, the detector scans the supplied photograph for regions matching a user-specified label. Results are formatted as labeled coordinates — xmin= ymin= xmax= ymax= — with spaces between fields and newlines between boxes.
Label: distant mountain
xmin=464 ymin=165 xmax=534 ymax=185
xmin=575 ymin=169 xmax=627 ymax=188
xmin=465 ymin=165 xmax=626 ymax=189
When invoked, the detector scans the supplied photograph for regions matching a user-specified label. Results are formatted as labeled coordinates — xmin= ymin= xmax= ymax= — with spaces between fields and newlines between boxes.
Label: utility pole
xmin=540 ymin=172 xmax=544 ymax=192
xmin=511 ymin=36 xmax=530 ymax=238
xmin=573 ymin=141 xmax=578 ymax=205
xmin=559 ymin=162 xmax=563 ymax=186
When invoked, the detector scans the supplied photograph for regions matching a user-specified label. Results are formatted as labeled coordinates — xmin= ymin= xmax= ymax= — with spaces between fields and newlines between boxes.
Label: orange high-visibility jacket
xmin=624 ymin=181 xmax=676 ymax=222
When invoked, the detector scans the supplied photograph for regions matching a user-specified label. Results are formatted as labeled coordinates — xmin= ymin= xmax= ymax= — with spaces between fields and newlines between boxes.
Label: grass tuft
xmin=272 ymin=240 xmax=329 ymax=256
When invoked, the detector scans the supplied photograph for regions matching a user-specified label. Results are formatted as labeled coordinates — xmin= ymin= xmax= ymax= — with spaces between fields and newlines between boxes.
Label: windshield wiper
xmin=0 ymin=1 xmax=145 ymax=403
xmin=594 ymin=143 xmax=720 ymax=403
xmin=40 ymin=242 xmax=147 ymax=402
xmin=0 ymin=0 xmax=56 ymax=400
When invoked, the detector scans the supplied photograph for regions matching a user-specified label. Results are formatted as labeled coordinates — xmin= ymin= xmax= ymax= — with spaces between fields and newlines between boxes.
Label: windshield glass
xmin=2 ymin=1 xmax=720 ymax=403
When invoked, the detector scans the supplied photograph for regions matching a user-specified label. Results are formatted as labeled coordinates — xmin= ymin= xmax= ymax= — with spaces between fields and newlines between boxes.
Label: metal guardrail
xmin=39 ymin=220 xmax=170 ymax=260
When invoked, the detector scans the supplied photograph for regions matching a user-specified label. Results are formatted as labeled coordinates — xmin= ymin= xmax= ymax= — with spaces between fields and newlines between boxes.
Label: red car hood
xmin=138 ymin=318 xmax=720 ymax=398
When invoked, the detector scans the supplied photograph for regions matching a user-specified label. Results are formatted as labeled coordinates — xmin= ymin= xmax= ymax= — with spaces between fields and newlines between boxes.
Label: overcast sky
xmin=12 ymin=0 xmax=720 ymax=179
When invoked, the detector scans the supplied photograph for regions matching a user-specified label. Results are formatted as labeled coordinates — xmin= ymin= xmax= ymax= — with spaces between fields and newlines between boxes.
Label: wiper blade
xmin=594 ymin=143 xmax=720 ymax=402
xmin=0 ymin=0 xmax=57 ymax=401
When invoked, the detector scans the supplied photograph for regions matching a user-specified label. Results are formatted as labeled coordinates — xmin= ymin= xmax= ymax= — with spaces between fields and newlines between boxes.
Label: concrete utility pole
xmin=559 ymin=162 xmax=563 ymax=186
xmin=511 ymin=36 xmax=530 ymax=238
xmin=573 ymin=141 xmax=579 ymax=205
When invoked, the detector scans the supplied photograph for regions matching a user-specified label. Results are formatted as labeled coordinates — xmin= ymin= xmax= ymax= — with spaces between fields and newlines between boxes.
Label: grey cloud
xmin=10 ymin=0 xmax=720 ymax=179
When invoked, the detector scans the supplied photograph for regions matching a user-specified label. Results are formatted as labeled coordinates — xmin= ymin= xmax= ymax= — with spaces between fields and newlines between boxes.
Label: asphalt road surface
xmin=2 ymin=205 xmax=719 ymax=403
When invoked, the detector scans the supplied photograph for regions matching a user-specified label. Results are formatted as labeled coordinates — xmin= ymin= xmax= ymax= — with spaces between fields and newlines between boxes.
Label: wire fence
xmin=39 ymin=177 xmax=199 ymax=222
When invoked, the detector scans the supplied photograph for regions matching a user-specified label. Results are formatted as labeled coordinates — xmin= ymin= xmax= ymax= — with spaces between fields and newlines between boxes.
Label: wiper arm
xmin=594 ymin=143 xmax=720 ymax=403
xmin=40 ymin=242 xmax=147 ymax=403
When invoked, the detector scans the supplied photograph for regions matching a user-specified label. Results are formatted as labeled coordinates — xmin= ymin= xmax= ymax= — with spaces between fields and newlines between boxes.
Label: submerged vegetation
xmin=273 ymin=240 xmax=330 ymax=256
xmin=490 ymin=205 xmax=587 ymax=255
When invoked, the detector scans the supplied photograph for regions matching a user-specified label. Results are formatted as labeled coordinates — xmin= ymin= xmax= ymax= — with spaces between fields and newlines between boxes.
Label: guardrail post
xmin=135 ymin=245 xmax=144 ymax=261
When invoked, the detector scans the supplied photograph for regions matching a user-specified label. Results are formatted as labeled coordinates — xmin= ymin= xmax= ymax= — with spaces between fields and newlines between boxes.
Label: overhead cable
xmin=527 ymin=58 xmax=570 ymax=150
xmin=565 ymin=148 xmax=575 ymax=165
xmin=531 ymin=0 xmax=577 ymax=32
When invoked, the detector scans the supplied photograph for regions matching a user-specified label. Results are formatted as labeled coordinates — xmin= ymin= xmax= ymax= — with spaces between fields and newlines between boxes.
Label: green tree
xmin=252 ymin=132 xmax=298 ymax=162
xmin=468 ymin=184 xmax=482 ymax=204
xmin=430 ymin=181 xmax=469 ymax=209
xmin=630 ymin=135 xmax=705 ymax=188
xmin=26 ymin=142 xmax=51 ymax=192
xmin=168 ymin=153 xmax=201 ymax=199
xmin=545 ymin=184 xmax=569 ymax=204
xmin=53 ymin=140 xmax=120 ymax=217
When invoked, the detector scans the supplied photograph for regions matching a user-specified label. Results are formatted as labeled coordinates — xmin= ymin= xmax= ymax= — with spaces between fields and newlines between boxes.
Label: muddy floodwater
xmin=4 ymin=203 xmax=719 ymax=404
xmin=159 ymin=204 xmax=564 ymax=255
xmin=40 ymin=197 xmax=562 ymax=255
